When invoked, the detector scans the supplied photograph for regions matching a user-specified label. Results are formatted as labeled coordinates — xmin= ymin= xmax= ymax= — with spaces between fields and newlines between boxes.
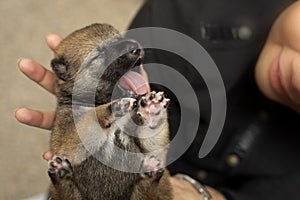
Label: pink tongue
xmin=119 ymin=71 xmax=149 ymax=95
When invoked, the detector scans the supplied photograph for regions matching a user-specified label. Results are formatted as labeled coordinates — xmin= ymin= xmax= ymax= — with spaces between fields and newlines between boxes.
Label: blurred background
xmin=0 ymin=0 xmax=144 ymax=199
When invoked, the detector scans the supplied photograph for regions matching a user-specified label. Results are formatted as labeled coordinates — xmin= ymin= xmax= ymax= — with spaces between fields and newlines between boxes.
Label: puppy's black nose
xmin=115 ymin=39 xmax=143 ymax=57
xmin=125 ymin=41 xmax=140 ymax=56
xmin=130 ymin=48 xmax=141 ymax=56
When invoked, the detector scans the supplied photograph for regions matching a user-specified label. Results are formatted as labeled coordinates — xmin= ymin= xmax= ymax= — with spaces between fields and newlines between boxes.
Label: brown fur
xmin=48 ymin=23 xmax=173 ymax=200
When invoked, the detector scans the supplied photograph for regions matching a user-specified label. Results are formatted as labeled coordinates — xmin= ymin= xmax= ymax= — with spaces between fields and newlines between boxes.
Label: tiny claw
xmin=55 ymin=157 xmax=62 ymax=164
xmin=140 ymin=97 xmax=147 ymax=107
xmin=164 ymin=99 xmax=170 ymax=108
xmin=157 ymin=92 xmax=164 ymax=102
xmin=154 ymin=168 xmax=165 ymax=182
xmin=159 ymin=96 xmax=164 ymax=102
xmin=104 ymin=123 xmax=111 ymax=128
xmin=133 ymin=100 xmax=137 ymax=108
xmin=48 ymin=171 xmax=57 ymax=185
xmin=149 ymin=92 xmax=155 ymax=100
xmin=157 ymin=168 xmax=164 ymax=177
xmin=50 ymin=161 xmax=56 ymax=168
xmin=48 ymin=168 xmax=56 ymax=173
xmin=144 ymin=171 xmax=153 ymax=178
xmin=64 ymin=159 xmax=73 ymax=171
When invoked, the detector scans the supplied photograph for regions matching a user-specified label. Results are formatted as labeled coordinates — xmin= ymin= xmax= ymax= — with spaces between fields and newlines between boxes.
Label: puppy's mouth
xmin=118 ymin=57 xmax=150 ymax=98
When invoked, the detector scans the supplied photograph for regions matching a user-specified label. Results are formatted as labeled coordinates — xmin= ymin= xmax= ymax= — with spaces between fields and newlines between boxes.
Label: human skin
xmin=255 ymin=1 xmax=300 ymax=113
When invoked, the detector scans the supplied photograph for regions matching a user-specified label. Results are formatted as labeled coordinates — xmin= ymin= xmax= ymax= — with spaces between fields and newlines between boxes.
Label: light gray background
xmin=0 ymin=1 xmax=144 ymax=199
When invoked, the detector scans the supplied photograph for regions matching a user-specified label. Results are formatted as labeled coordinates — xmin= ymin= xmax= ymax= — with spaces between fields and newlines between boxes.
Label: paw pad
xmin=48 ymin=156 xmax=73 ymax=184
xmin=112 ymin=98 xmax=137 ymax=117
xmin=141 ymin=155 xmax=164 ymax=179
xmin=138 ymin=91 xmax=170 ymax=115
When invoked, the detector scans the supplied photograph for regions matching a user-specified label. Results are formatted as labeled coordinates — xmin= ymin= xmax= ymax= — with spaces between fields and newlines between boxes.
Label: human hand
xmin=15 ymin=34 xmax=62 ymax=129
xmin=170 ymin=177 xmax=226 ymax=200
xmin=255 ymin=1 xmax=300 ymax=113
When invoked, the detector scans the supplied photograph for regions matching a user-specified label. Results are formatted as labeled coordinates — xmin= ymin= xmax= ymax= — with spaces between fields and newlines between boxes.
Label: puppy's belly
xmin=74 ymin=155 xmax=141 ymax=200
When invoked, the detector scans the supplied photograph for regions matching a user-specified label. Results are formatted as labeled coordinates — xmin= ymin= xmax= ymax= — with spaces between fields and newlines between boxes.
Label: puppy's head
xmin=51 ymin=23 xmax=147 ymax=106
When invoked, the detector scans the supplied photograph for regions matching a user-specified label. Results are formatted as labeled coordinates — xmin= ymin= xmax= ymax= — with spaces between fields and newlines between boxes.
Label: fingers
xmin=18 ymin=58 xmax=56 ymax=94
xmin=17 ymin=34 xmax=62 ymax=94
xmin=43 ymin=151 xmax=54 ymax=161
xmin=15 ymin=34 xmax=62 ymax=130
xmin=46 ymin=33 xmax=62 ymax=51
xmin=15 ymin=108 xmax=55 ymax=130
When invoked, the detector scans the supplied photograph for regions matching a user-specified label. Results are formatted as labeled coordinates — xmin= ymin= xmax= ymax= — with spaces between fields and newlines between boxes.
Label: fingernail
xmin=46 ymin=33 xmax=53 ymax=40
xmin=17 ymin=57 xmax=24 ymax=65
xmin=17 ymin=58 xmax=31 ymax=67
xmin=14 ymin=108 xmax=23 ymax=118
xmin=17 ymin=58 xmax=35 ymax=73
xmin=14 ymin=108 xmax=30 ymax=122
xmin=46 ymin=33 xmax=56 ymax=43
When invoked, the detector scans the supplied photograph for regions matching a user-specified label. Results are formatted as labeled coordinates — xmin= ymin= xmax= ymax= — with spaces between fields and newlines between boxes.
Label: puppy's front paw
xmin=111 ymin=98 xmax=137 ymax=118
xmin=48 ymin=156 xmax=73 ymax=185
xmin=140 ymin=91 xmax=170 ymax=109
xmin=137 ymin=91 xmax=170 ymax=129
xmin=141 ymin=155 xmax=164 ymax=181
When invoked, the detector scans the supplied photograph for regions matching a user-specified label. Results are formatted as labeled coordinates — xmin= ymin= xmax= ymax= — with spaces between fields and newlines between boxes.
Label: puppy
xmin=47 ymin=23 xmax=173 ymax=200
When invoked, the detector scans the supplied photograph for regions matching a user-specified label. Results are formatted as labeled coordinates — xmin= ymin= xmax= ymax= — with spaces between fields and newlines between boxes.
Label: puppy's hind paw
xmin=48 ymin=156 xmax=73 ymax=185
xmin=141 ymin=155 xmax=164 ymax=181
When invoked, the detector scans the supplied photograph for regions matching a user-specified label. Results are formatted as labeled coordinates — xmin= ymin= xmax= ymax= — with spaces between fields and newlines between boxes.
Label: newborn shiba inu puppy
xmin=47 ymin=23 xmax=173 ymax=200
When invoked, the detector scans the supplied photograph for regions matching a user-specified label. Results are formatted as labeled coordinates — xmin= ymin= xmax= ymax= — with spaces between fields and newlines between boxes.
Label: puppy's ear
xmin=51 ymin=57 xmax=70 ymax=81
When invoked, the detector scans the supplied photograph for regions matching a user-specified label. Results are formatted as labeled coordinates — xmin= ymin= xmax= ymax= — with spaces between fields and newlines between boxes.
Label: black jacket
xmin=129 ymin=0 xmax=300 ymax=199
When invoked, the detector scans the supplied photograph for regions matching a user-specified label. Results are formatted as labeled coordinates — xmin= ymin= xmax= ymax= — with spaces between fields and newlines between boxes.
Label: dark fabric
xmin=129 ymin=0 xmax=300 ymax=199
